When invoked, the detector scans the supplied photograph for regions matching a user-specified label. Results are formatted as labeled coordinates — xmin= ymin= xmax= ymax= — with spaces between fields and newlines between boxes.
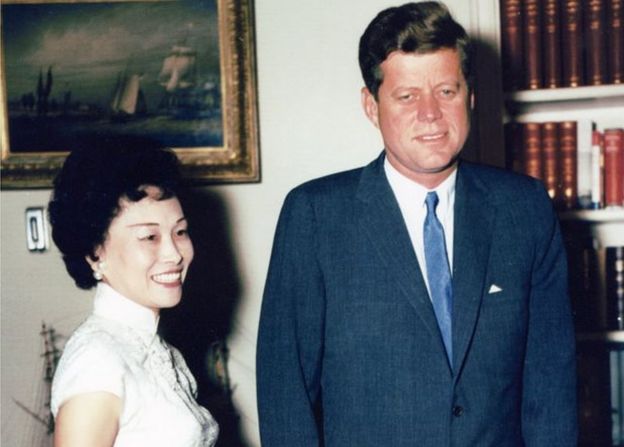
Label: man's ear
xmin=361 ymin=87 xmax=380 ymax=129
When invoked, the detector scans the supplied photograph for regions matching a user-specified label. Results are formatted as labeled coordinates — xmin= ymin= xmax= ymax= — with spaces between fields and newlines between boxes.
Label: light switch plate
xmin=25 ymin=207 xmax=49 ymax=252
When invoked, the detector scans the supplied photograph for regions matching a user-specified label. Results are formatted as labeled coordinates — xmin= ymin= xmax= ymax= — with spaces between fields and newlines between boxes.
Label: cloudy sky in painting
xmin=2 ymin=0 xmax=219 ymax=109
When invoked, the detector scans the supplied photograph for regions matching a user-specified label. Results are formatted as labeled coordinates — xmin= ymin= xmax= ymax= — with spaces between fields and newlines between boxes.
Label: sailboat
xmin=110 ymin=71 xmax=147 ymax=120
xmin=158 ymin=42 xmax=219 ymax=119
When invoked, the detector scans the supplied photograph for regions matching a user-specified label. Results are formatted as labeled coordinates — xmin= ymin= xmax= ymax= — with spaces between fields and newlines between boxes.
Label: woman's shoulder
xmin=50 ymin=317 xmax=131 ymax=415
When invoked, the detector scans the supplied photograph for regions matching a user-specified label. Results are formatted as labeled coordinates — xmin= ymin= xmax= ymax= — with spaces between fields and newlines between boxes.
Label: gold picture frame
xmin=0 ymin=0 xmax=259 ymax=188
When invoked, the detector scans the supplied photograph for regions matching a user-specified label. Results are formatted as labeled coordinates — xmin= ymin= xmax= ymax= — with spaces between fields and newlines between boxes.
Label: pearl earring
xmin=93 ymin=261 xmax=106 ymax=281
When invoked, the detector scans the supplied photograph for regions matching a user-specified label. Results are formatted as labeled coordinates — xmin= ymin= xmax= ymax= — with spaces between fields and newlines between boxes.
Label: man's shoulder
xmin=459 ymin=161 xmax=544 ymax=197
xmin=296 ymin=166 xmax=365 ymax=193
xmin=459 ymin=161 xmax=555 ymax=221
xmin=288 ymin=155 xmax=382 ymax=200
xmin=460 ymin=160 xmax=534 ymax=185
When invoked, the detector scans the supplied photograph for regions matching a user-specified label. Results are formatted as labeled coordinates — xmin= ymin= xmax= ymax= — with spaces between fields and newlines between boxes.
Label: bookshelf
xmin=505 ymin=84 xmax=624 ymax=126
xmin=494 ymin=1 xmax=624 ymax=445
xmin=560 ymin=208 xmax=624 ymax=248
xmin=509 ymin=95 xmax=624 ymax=447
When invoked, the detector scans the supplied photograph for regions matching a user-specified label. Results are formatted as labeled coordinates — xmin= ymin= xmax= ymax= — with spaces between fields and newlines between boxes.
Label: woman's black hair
xmin=48 ymin=135 xmax=182 ymax=290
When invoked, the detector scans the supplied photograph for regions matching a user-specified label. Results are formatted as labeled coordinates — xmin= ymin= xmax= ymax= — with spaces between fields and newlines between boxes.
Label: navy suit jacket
xmin=256 ymin=154 xmax=577 ymax=446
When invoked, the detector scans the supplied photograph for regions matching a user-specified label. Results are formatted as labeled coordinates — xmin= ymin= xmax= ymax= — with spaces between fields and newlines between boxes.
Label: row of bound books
xmin=500 ymin=0 xmax=623 ymax=91
xmin=564 ymin=219 xmax=623 ymax=446
xmin=564 ymin=242 xmax=624 ymax=332
xmin=576 ymin=339 xmax=624 ymax=446
xmin=505 ymin=121 xmax=624 ymax=210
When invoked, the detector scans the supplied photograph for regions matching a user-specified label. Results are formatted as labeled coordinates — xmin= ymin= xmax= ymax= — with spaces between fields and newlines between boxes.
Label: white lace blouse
xmin=51 ymin=283 xmax=219 ymax=446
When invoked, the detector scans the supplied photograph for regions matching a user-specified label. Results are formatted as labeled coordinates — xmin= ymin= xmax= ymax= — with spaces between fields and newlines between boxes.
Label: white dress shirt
xmin=384 ymin=158 xmax=456 ymax=296
xmin=51 ymin=283 xmax=219 ymax=446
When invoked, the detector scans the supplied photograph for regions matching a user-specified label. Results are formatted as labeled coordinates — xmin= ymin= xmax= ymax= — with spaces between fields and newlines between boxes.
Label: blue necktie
xmin=423 ymin=191 xmax=453 ymax=367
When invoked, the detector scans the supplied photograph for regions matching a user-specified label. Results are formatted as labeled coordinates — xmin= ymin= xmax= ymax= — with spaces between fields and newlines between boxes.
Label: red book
xmin=604 ymin=128 xmax=624 ymax=206
xmin=523 ymin=0 xmax=543 ymax=89
xmin=585 ymin=0 xmax=608 ymax=85
xmin=522 ymin=122 xmax=542 ymax=180
xmin=607 ymin=0 xmax=624 ymax=84
xmin=541 ymin=122 xmax=560 ymax=205
xmin=558 ymin=121 xmax=578 ymax=210
xmin=562 ymin=0 xmax=585 ymax=87
xmin=543 ymin=0 xmax=562 ymax=88
xmin=500 ymin=0 xmax=524 ymax=91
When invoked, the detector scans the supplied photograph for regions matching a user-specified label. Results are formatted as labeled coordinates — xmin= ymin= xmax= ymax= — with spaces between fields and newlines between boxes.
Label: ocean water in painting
xmin=2 ymin=0 xmax=223 ymax=152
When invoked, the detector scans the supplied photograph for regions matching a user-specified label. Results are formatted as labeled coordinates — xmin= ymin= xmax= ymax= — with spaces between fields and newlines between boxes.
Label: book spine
xmin=604 ymin=128 xmax=624 ymax=207
xmin=566 ymin=241 xmax=597 ymax=331
xmin=543 ymin=0 xmax=562 ymax=88
xmin=609 ymin=348 xmax=624 ymax=444
xmin=608 ymin=0 xmax=624 ymax=84
xmin=500 ymin=0 xmax=524 ymax=91
xmin=523 ymin=0 xmax=543 ymax=89
xmin=576 ymin=335 xmax=613 ymax=446
xmin=542 ymin=122 xmax=560 ymax=205
xmin=559 ymin=121 xmax=578 ymax=210
xmin=606 ymin=246 xmax=624 ymax=330
xmin=591 ymin=130 xmax=605 ymax=209
xmin=504 ymin=121 xmax=524 ymax=172
xmin=585 ymin=0 xmax=608 ymax=85
xmin=522 ymin=122 xmax=543 ymax=180
xmin=562 ymin=0 xmax=585 ymax=87
xmin=577 ymin=120 xmax=595 ymax=209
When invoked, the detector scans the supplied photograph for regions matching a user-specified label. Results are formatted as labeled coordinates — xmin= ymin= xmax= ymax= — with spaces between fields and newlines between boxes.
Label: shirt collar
xmin=384 ymin=157 xmax=457 ymax=212
xmin=93 ymin=282 xmax=159 ymax=336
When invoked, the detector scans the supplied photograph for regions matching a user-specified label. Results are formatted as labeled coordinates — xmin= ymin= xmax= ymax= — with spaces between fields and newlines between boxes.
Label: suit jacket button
xmin=452 ymin=405 xmax=464 ymax=417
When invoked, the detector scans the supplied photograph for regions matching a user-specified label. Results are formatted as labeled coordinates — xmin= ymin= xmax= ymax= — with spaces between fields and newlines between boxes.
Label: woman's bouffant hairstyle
xmin=48 ymin=136 xmax=182 ymax=290
xmin=358 ymin=1 xmax=473 ymax=98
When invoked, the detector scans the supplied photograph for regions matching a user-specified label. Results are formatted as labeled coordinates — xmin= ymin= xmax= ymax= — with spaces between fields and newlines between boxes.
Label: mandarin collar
xmin=93 ymin=283 xmax=160 ymax=336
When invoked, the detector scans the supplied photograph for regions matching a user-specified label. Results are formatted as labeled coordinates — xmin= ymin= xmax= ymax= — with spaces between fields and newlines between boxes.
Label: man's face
xmin=362 ymin=48 xmax=471 ymax=188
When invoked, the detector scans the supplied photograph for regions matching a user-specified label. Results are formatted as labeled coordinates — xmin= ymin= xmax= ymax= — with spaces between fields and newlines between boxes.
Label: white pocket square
xmin=488 ymin=284 xmax=503 ymax=294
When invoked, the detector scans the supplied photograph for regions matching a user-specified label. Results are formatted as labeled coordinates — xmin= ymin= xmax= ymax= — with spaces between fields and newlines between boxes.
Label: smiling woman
xmin=86 ymin=186 xmax=194 ymax=315
xmin=47 ymin=136 xmax=219 ymax=447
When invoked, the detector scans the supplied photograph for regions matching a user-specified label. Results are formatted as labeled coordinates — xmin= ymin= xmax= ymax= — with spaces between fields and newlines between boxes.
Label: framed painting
xmin=0 ymin=0 xmax=259 ymax=188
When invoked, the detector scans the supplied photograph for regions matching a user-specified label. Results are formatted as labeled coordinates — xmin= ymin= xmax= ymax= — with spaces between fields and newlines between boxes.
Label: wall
xmin=1 ymin=1 xmax=487 ymax=445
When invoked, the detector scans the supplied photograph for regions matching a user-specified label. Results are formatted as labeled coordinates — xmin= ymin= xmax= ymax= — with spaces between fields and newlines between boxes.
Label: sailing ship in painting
xmin=158 ymin=41 xmax=220 ymax=119
xmin=6 ymin=39 xmax=223 ymax=152
xmin=106 ymin=41 xmax=220 ymax=121
xmin=110 ymin=71 xmax=147 ymax=120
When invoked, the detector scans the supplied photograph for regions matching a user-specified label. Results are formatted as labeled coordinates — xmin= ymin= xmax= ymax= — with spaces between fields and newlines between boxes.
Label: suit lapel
xmin=356 ymin=155 xmax=446 ymax=356
xmin=452 ymin=163 xmax=495 ymax=375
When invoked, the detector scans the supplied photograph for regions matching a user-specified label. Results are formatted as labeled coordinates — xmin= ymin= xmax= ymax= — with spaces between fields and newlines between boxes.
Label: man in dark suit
xmin=256 ymin=2 xmax=577 ymax=446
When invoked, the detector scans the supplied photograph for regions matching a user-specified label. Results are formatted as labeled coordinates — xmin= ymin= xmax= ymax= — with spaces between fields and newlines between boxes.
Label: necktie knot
xmin=425 ymin=191 xmax=439 ymax=214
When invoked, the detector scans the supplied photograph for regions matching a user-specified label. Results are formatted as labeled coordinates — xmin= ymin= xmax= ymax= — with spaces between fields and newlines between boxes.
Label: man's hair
xmin=358 ymin=1 xmax=473 ymax=98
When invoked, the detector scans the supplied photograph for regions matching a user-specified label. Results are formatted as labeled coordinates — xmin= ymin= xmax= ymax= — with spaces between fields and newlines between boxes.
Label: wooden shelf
xmin=505 ymin=84 xmax=624 ymax=105
xmin=559 ymin=208 xmax=624 ymax=223
xmin=559 ymin=208 xmax=624 ymax=248
xmin=577 ymin=331 xmax=624 ymax=343
xmin=503 ymin=84 xmax=624 ymax=124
